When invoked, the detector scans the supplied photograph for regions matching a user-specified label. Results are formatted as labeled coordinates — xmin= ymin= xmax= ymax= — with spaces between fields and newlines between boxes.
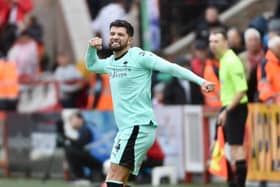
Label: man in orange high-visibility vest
xmin=0 ymin=58 xmax=19 ymax=110
xmin=257 ymin=36 xmax=280 ymax=105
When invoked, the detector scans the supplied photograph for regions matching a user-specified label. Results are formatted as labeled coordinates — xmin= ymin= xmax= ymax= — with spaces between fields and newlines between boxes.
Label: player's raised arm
xmin=140 ymin=51 xmax=215 ymax=92
xmin=85 ymin=37 xmax=107 ymax=74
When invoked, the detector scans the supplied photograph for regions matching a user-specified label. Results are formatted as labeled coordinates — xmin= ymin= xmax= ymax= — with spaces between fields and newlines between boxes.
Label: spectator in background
xmin=21 ymin=14 xmax=43 ymax=43
xmin=195 ymin=6 xmax=227 ymax=43
xmin=239 ymin=28 xmax=264 ymax=102
xmin=0 ymin=0 xmax=33 ymax=28
xmin=54 ymin=52 xmax=83 ymax=108
xmin=203 ymin=55 xmax=221 ymax=108
xmin=191 ymin=40 xmax=208 ymax=77
xmin=21 ymin=15 xmax=47 ymax=71
xmin=0 ymin=53 xmax=19 ymax=110
xmin=227 ymin=27 xmax=244 ymax=54
xmin=267 ymin=18 xmax=280 ymax=39
xmin=175 ymin=57 xmax=193 ymax=104
xmin=91 ymin=0 xmax=126 ymax=57
xmin=87 ymin=73 xmax=113 ymax=111
xmin=163 ymin=74 xmax=188 ymax=105
xmin=159 ymin=0 xmax=204 ymax=43
xmin=248 ymin=15 xmax=268 ymax=39
xmin=262 ymin=18 xmax=280 ymax=50
xmin=64 ymin=112 xmax=103 ymax=184
xmin=7 ymin=30 xmax=39 ymax=78
xmin=162 ymin=56 xmax=189 ymax=105
xmin=0 ymin=0 xmax=33 ymax=55
xmin=188 ymin=40 xmax=208 ymax=104
xmin=0 ymin=0 xmax=9 ymax=29
xmin=257 ymin=36 xmax=280 ymax=105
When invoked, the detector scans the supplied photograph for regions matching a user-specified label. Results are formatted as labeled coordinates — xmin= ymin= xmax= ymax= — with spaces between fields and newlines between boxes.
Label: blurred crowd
xmin=1 ymin=0 xmax=280 ymax=111
xmin=151 ymin=3 xmax=280 ymax=108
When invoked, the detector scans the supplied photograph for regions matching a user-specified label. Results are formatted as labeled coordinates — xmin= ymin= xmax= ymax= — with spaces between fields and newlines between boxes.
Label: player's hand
xmin=201 ymin=81 xmax=215 ymax=93
xmin=89 ymin=37 xmax=103 ymax=50
xmin=218 ymin=110 xmax=227 ymax=125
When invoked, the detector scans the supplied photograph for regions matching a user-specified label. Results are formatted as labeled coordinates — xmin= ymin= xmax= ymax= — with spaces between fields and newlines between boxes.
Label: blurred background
xmin=0 ymin=0 xmax=280 ymax=186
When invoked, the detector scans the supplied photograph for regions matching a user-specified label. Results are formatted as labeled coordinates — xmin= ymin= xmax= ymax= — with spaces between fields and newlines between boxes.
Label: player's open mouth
xmin=111 ymin=42 xmax=120 ymax=47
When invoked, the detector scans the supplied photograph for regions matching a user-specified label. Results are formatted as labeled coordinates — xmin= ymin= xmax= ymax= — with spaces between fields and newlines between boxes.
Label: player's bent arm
xmin=85 ymin=46 xmax=107 ymax=74
xmin=140 ymin=52 xmax=206 ymax=86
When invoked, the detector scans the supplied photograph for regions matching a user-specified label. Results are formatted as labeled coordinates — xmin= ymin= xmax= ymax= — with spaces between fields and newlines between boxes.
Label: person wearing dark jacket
xmin=163 ymin=77 xmax=188 ymax=105
xmin=195 ymin=6 xmax=227 ymax=43
xmin=64 ymin=112 xmax=103 ymax=182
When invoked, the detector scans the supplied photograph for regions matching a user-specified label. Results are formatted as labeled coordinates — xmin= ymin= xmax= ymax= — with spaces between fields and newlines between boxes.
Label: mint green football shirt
xmin=219 ymin=50 xmax=248 ymax=106
xmin=85 ymin=46 xmax=206 ymax=130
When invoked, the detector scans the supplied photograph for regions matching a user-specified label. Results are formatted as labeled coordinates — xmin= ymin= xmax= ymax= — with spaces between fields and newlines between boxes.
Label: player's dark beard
xmin=109 ymin=40 xmax=128 ymax=52
xmin=110 ymin=45 xmax=126 ymax=52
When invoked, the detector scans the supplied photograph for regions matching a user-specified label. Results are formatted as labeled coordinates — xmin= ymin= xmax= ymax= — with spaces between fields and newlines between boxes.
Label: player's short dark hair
xmin=110 ymin=19 xmax=134 ymax=37
xmin=70 ymin=111 xmax=84 ymax=121
xmin=210 ymin=27 xmax=228 ymax=40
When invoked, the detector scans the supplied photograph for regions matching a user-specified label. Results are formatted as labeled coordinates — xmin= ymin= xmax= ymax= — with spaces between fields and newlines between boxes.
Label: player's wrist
xmin=224 ymin=107 xmax=230 ymax=113
xmin=201 ymin=80 xmax=207 ymax=86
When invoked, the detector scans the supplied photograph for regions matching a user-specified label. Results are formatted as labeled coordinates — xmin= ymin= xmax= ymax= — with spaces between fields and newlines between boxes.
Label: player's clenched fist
xmin=201 ymin=81 xmax=215 ymax=93
xmin=89 ymin=37 xmax=103 ymax=50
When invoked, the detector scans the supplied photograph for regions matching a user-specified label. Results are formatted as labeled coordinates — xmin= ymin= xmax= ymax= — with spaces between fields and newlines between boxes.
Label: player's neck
xmin=113 ymin=46 xmax=130 ymax=59
xmin=218 ymin=48 xmax=228 ymax=59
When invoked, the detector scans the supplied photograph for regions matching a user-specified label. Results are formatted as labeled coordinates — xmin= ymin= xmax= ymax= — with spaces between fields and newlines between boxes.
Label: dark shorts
xmin=221 ymin=104 xmax=248 ymax=145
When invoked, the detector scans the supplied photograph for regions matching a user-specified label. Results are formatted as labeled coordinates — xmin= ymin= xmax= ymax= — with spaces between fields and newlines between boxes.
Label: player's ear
xmin=128 ymin=37 xmax=133 ymax=45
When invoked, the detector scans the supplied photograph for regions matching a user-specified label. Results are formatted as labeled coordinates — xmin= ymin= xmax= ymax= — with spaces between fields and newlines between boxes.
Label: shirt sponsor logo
xmin=108 ymin=64 xmax=130 ymax=78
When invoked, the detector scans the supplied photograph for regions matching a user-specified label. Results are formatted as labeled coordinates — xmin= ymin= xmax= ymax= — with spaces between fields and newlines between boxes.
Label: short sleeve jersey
xmin=219 ymin=50 xmax=248 ymax=106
